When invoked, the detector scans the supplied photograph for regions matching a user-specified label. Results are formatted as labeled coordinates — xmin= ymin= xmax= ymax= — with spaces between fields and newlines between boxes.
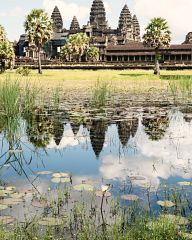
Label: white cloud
xmin=43 ymin=0 xmax=89 ymax=27
xmin=133 ymin=0 xmax=192 ymax=43
xmin=47 ymin=125 xmax=89 ymax=149
xmin=100 ymin=111 xmax=192 ymax=188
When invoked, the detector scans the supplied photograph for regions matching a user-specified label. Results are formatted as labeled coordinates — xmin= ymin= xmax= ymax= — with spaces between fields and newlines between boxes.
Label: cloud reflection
xmin=100 ymin=111 xmax=192 ymax=187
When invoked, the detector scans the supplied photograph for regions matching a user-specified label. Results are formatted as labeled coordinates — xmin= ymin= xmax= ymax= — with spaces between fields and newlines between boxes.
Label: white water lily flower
xmin=101 ymin=185 xmax=110 ymax=192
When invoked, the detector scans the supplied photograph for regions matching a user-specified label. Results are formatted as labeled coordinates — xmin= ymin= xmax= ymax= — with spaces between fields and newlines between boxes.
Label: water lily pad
xmin=37 ymin=171 xmax=52 ymax=175
xmin=10 ymin=193 xmax=25 ymax=199
xmin=60 ymin=178 xmax=70 ymax=183
xmin=51 ymin=178 xmax=61 ymax=183
xmin=0 ymin=191 xmax=9 ymax=197
xmin=160 ymin=214 xmax=189 ymax=225
xmin=52 ymin=172 xmax=70 ymax=178
xmin=6 ymin=186 xmax=16 ymax=192
xmin=121 ymin=194 xmax=139 ymax=201
xmin=157 ymin=200 xmax=175 ymax=208
xmin=178 ymin=182 xmax=191 ymax=186
xmin=130 ymin=176 xmax=146 ymax=181
xmin=0 ymin=198 xmax=23 ymax=206
xmin=73 ymin=184 xmax=94 ymax=192
xmin=32 ymin=199 xmax=49 ymax=208
xmin=95 ymin=191 xmax=112 ymax=198
xmin=0 ymin=216 xmax=15 ymax=225
xmin=38 ymin=217 xmax=63 ymax=226
xmin=178 ymin=232 xmax=192 ymax=239
xmin=0 ymin=204 xmax=8 ymax=211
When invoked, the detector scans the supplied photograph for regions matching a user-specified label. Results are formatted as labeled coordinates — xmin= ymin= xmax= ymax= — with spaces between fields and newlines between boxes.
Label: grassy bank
xmin=0 ymin=69 xmax=192 ymax=108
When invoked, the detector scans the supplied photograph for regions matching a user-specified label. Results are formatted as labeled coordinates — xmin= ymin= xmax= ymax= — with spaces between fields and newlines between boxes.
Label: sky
xmin=0 ymin=0 xmax=191 ymax=43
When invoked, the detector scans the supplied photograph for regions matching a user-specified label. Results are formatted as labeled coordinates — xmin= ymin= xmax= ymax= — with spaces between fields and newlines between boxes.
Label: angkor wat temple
xmin=15 ymin=0 xmax=192 ymax=66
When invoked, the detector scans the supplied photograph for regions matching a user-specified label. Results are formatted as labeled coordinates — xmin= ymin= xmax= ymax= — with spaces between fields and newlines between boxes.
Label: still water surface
xmin=0 ymin=107 xmax=192 ymax=219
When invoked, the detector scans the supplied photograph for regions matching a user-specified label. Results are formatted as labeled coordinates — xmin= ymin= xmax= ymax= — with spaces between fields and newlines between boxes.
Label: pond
xmin=0 ymin=105 xmax=192 ymax=235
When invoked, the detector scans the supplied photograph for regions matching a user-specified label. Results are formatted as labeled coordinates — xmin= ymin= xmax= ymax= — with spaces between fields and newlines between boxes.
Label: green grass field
xmin=0 ymin=69 xmax=192 ymax=103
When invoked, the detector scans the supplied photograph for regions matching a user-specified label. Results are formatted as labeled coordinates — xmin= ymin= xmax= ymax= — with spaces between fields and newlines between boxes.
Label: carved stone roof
xmin=70 ymin=16 xmax=80 ymax=32
xmin=90 ymin=0 xmax=108 ymax=30
xmin=106 ymin=42 xmax=192 ymax=51
xmin=51 ymin=6 xmax=63 ymax=32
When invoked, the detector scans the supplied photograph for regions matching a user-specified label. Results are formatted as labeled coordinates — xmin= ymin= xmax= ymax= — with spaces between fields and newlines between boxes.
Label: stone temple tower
xmin=118 ymin=4 xmax=134 ymax=41
xmin=118 ymin=4 xmax=140 ymax=42
xmin=132 ymin=15 xmax=140 ymax=42
xmin=90 ymin=0 xmax=108 ymax=30
xmin=51 ymin=6 xmax=63 ymax=32
xmin=70 ymin=16 xmax=80 ymax=32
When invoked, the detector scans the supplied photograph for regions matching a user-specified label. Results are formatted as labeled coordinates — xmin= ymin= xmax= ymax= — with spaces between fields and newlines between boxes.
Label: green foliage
xmin=0 ymin=24 xmax=6 ymax=41
xmin=24 ymin=9 xmax=53 ymax=47
xmin=61 ymin=33 xmax=90 ymax=62
xmin=16 ymin=66 xmax=31 ymax=76
xmin=24 ymin=9 xmax=53 ymax=74
xmin=143 ymin=18 xmax=171 ymax=49
xmin=86 ymin=46 xmax=99 ymax=62
xmin=143 ymin=18 xmax=171 ymax=75
xmin=167 ymin=77 xmax=192 ymax=104
xmin=0 ymin=79 xmax=21 ymax=118
xmin=0 ymin=40 xmax=15 ymax=62
xmin=0 ymin=25 xmax=15 ymax=73
xmin=0 ymin=78 xmax=37 ymax=118
xmin=91 ymin=80 xmax=111 ymax=108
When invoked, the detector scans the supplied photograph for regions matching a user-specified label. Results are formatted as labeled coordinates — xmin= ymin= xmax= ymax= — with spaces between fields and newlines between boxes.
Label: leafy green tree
xmin=86 ymin=47 xmax=99 ymax=62
xmin=61 ymin=33 xmax=90 ymax=62
xmin=0 ymin=24 xmax=14 ymax=73
xmin=0 ymin=24 xmax=6 ymax=41
xmin=24 ymin=9 xmax=53 ymax=74
xmin=0 ymin=40 xmax=15 ymax=73
xmin=143 ymin=18 xmax=171 ymax=75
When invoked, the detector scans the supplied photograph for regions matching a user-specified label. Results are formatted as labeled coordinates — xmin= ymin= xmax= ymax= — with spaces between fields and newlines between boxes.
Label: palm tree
xmin=60 ymin=43 xmax=73 ymax=62
xmin=143 ymin=18 xmax=171 ymax=75
xmin=24 ymin=9 xmax=53 ymax=74
xmin=86 ymin=47 xmax=99 ymax=62
xmin=61 ymin=33 xmax=89 ymax=62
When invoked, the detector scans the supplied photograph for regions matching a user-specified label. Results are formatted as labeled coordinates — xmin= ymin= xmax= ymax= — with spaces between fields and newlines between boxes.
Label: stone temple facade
xmin=15 ymin=0 xmax=192 ymax=65
xmin=46 ymin=0 xmax=141 ymax=59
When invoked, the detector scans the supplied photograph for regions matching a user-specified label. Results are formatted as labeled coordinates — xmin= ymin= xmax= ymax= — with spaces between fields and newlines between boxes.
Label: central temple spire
xmin=90 ymin=0 xmax=108 ymax=30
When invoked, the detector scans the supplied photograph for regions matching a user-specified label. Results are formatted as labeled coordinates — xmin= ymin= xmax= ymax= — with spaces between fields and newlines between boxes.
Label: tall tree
xmin=143 ymin=18 xmax=171 ymax=75
xmin=0 ymin=24 xmax=15 ymax=73
xmin=24 ymin=9 xmax=53 ymax=74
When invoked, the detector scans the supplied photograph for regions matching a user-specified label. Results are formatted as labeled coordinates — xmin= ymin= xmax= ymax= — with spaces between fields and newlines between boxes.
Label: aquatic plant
xmin=91 ymin=80 xmax=111 ymax=108
xmin=162 ymin=75 xmax=192 ymax=104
